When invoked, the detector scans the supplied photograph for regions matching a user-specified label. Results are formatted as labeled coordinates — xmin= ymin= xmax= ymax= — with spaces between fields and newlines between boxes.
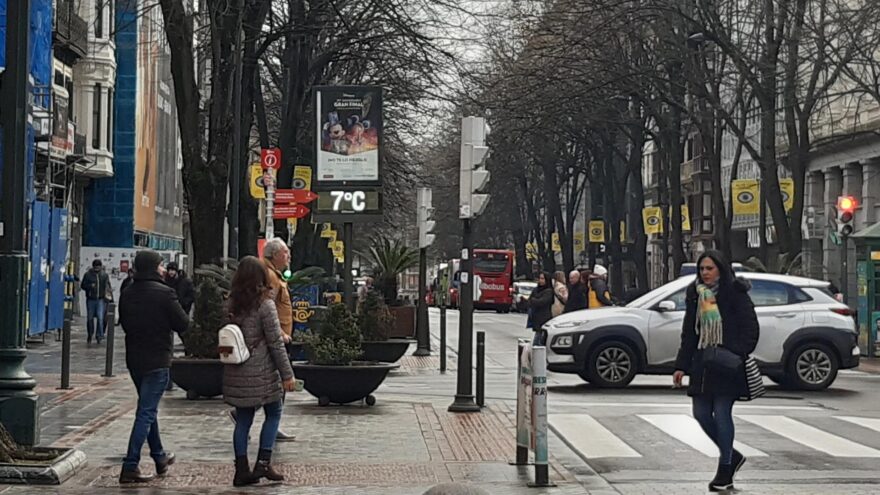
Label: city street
xmin=429 ymin=308 xmax=880 ymax=494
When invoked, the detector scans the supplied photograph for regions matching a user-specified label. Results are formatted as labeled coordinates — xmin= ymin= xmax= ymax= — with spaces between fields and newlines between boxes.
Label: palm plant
xmin=359 ymin=237 xmax=419 ymax=305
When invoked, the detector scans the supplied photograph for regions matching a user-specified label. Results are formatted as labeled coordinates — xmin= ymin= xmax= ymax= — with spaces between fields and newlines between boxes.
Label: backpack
xmin=218 ymin=323 xmax=251 ymax=364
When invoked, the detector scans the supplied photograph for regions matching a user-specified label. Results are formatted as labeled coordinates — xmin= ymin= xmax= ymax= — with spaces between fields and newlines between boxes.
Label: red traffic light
xmin=837 ymin=196 xmax=857 ymax=212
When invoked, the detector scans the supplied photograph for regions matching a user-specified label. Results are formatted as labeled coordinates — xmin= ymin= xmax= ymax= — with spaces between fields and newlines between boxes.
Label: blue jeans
xmin=233 ymin=401 xmax=283 ymax=457
xmin=692 ymin=394 xmax=736 ymax=464
xmin=86 ymin=299 xmax=106 ymax=341
xmin=122 ymin=368 xmax=169 ymax=471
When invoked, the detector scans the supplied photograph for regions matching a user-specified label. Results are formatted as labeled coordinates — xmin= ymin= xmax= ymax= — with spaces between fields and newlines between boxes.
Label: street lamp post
xmin=0 ymin=0 xmax=40 ymax=446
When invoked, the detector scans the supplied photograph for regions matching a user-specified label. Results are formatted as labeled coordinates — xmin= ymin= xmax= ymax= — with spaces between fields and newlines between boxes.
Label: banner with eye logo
xmin=779 ymin=178 xmax=794 ymax=212
xmin=669 ymin=205 xmax=692 ymax=232
xmin=642 ymin=207 xmax=663 ymax=235
xmin=732 ymin=179 xmax=760 ymax=215
xmin=589 ymin=221 xmax=605 ymax=243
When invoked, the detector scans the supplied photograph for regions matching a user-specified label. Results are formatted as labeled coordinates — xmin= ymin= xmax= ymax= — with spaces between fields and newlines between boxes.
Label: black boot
xmin=731 ymin=449 xmax=746 ymax=478
xmin=252 ymin=449 xmax=284 ymax=482
xmin=708 ymin=462 xmax=734 ymax=492
xmin=233 ymin=456 xmax=257 ymax=487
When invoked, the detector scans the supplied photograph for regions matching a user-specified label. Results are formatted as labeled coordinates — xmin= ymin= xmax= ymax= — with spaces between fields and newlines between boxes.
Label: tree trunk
xmin=158 ymin=0 xmax=227 ymax=267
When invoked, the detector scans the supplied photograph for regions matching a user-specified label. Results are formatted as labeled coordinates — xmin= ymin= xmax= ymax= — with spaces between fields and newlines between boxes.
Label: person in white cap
xmin=587 ymin=264 xmax=615 ymax=308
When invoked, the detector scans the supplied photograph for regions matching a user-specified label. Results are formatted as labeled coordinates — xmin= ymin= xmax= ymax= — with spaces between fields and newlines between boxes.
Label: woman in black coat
xmin=528 ymin=272 xmax=555 ymax=346
xmin=673 ymin=250 xmax=759 ymax=492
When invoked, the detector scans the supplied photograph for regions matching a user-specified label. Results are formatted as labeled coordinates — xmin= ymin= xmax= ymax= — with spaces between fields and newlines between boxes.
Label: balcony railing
xmin=54 ymin=0 xmax=88 ymax=58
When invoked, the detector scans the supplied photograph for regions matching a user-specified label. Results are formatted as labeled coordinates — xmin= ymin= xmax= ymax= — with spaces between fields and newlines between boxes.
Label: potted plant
xmin=360 ymin=237 xmax=419 ymax=338
xmin=170 ymin=262 xmax=234 ymax=399
xmin=358 ymin=288 xmax=412 ymax=362
xmin=292 ymin=303 xmax=398 ymax=406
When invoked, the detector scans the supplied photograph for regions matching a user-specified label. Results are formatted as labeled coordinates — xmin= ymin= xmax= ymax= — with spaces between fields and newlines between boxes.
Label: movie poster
xmin=315 ymin=86 xmax=382 ymax=183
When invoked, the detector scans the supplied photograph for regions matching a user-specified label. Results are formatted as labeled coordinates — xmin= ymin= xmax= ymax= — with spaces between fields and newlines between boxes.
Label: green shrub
xmin=357 ymin=288 xmax=395 ymax=341
xmin=302 ymin=303 xmax=363 ymax=365
xmin=181 ymin=277 xmax=223 ymax=358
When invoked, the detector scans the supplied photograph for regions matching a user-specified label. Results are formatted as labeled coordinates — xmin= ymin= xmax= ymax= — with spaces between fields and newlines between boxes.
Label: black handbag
xmin=702 ymin=346 xmax=743 ymax=375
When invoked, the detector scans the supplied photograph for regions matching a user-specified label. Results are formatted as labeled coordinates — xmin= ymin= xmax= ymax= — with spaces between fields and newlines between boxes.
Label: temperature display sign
xmin=312 ymin=189 xmax=382 ymax=222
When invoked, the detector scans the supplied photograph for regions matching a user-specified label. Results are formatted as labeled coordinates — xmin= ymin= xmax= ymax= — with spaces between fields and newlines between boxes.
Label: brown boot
xmin=252 ymin=449 xmax=284 ymax=481
xmin=233 ymin=456 xmax=257 ymax=487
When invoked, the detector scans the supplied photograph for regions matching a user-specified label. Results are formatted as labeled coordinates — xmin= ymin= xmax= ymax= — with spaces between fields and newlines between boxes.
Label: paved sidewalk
xmin=0 ymin=320 xmax=613 ymax=494
xmin=858 ymin=357 xmax=880 ymax=374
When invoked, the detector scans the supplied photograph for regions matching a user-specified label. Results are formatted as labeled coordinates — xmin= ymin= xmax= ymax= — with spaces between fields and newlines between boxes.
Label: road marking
xmin=552 ymin=401 xmax=823 ymax=411
xmin=639 ymin=414 xmax=767 ymax=458
xmin=550 ymin=414 xmax=641 ymax=458
xmin=739 ymin=415 xmax=880 ymax=457
xmin=836 ymin=416 xmax=880 ymax=433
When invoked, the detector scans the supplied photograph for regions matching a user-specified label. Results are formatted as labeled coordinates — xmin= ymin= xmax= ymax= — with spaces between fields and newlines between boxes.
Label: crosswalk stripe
xmin=739 ymin=415 xmax=880 ymax=457
xmin=835 ymin=416 xmax=880 ymax=434
xmin=550 ymin=414 xmax=641 ymax=458
xmin=639 ymin=414 xmax=768 ymax=458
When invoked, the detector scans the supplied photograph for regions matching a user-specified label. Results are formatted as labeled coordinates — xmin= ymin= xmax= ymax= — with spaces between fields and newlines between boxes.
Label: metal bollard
xmin=103 ymin=303 xmax=116 ymax=377
xmin=476 ymin=331 xmax=485 ymax=407
xmin=513 ymin=339 xmax=529 ymax=465
xmin=440 ymin=305 xmax=447 ymax=373
xmin=60 ymin=307 xmax=73 ymax=390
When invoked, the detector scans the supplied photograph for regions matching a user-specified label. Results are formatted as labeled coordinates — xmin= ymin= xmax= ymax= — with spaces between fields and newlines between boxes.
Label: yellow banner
xmin=287 ymin=218 xmax=297 ymax=235
xmin=620 ymin=221 xmax=626 ymax=243
xmin=249 ymin=164 xmax=265 ymax=199
xmin=779 ymin=178 xmax=794 ymax=212
xmin=320 ymin=223 xmax=336 ymax=238
xmin=589 ymin=221 xmax=605 ymax=243
xmin=573 ymin=233 xmax=585 ymax=252
xmin=293 ymin=165 xmax=312 ymax=191
xmin=680 ymin=205 xmax=691 ymax=232
xmin=331 ymin=240 xmax=344 ymax=257
xmin=643 ymin=207 xmax=662 ymax=235
xmin=732 ymin=179 xmax=760 ymax=215
xmin=525 ymin=242 xmax=538 ymax=260
xmin=551 ymin=233 xmax=560 ymax=253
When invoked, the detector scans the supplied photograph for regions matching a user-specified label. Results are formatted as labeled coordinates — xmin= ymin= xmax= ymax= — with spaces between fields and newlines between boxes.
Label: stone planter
xmin=291 ymin=362 xmax=399 ymax=406
xmin=388 ymin=305 xmax=416 ymax=338
xmin=170 ymin=358 xmax=224 ymax=399
xmin=0 ymin=448 xmax=87 ymax=485
xmin=361 ymin=339 xmax=414 ymax=363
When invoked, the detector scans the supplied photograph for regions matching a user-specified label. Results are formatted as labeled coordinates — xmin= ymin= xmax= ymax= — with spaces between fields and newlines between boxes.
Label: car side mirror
xmin=657 ymin=300 xmax=676 ymax=312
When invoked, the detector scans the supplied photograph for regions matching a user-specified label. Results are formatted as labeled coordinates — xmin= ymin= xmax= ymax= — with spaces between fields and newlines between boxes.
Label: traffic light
xmin=418 ymin=187 xmax=436 ymax=248
xmin=837 ymin=195 xmax=857 ymax=237
xmin=459 ymin=116 xmax=491 ymax=219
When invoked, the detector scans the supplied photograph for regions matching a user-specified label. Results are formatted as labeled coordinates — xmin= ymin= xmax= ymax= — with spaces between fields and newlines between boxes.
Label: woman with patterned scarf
xmin=673 ymin=250 xmax=759 ymax=492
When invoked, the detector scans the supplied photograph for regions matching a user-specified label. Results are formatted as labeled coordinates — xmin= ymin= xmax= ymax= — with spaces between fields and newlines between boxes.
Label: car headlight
xmin=554 ymin=335 xmax=573 ymax=347
xmin=553 ymin=320 xmax=588 ymax=329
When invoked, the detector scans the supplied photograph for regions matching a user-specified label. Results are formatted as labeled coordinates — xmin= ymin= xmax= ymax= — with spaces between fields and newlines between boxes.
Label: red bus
xmin=473 ymin=249 xmax=514 ymax=313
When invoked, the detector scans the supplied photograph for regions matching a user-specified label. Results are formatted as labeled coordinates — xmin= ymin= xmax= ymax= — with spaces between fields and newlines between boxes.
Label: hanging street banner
xmin=249 ymin=164 xmax=266 ymax=199
xmin=589 ymin=221 xmax=605 ymax=243
xmin=315 ymin=86 xmax=382 ymax=185
xmin=551 ymin=233 xmax=560 ymax=253
xmin=292 ymin=165 xmax=313 ymax=191
xmin=669 ymin=205 xmax=692 ymax=232
xmin=620 ymin=221 xmax=627 ymax=243
xmin=643 ymin=207 xmax=663 ymax=235
xmin=573 ymin=233 xmax=585 ymax=252
xmin=526 ymin=242 xmax=538 ymax=260
xmin=732 ymin=179 xmax=760 ymax=215
xmin=779 ymin=178 xmax=794 ymax=212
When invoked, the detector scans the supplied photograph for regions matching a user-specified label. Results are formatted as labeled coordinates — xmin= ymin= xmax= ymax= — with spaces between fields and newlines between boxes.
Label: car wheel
xmin=586 ymin=340 xmax=637 ymax=388
xmin=786 ymin=342 xmax=838 ymax=391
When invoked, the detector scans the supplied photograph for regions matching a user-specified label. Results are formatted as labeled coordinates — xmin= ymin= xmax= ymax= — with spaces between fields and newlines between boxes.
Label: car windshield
xmin=626 ymin=279 xmax=691 ymax=308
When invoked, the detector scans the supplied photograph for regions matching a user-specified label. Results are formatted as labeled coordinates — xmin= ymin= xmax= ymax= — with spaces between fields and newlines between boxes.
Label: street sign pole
xmin=449 ymin=218 xmax=479 ymax=412
xmin=343 ymin=222 xmax=354 ymax=311
xmin=265 ymin=170 xmax=276 ymax=239
xmin=414 ymin=246 xmax=431 ymax=356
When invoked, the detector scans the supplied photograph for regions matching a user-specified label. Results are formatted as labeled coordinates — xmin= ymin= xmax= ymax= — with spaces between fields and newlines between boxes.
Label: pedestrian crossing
xmin=549 ymin=413 xmax=880 ymax=460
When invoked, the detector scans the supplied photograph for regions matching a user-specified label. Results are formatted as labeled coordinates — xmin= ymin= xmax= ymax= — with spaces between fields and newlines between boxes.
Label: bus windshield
xmin=474 ymin=252 xmax=509 ymax=274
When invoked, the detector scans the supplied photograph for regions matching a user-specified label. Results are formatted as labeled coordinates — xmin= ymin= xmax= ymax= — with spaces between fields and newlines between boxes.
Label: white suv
xmin=545 ymin=273 xmax=860 ymax=391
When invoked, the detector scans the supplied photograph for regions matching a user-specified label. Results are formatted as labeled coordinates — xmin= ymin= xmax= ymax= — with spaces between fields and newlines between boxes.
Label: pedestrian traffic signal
xmin=418 ymin=187 xmax=436 ymax=248
xmin=837 ymin=196 xmax=856 ymax=237
xmin=459 ymin=116 xmax=491 ymax=219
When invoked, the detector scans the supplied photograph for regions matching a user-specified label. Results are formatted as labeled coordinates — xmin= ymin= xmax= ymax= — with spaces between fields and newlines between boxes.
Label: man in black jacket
xmin=118 ymin=250 xmax=189 ymax=484
xmin=564 ymin=270 xmax=587 ymax=313
xmin=164 ymin=262 xmax=195 ymax=314
xmin=81 ymin=260 xmax=111 ymax=344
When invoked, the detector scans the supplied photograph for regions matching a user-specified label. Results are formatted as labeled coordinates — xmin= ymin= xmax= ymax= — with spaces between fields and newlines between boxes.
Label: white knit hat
xmin=592 ymin=264 xmax=607 ymax=277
